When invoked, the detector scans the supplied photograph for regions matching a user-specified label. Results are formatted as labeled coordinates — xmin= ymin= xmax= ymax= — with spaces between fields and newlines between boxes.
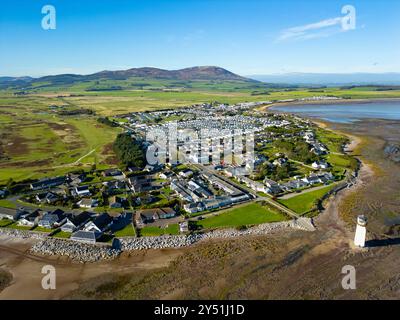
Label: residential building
xmin=77 ymin=198 xmax=98 ymax=208
xmin=61 ymin=212 xmax=92 ymax=233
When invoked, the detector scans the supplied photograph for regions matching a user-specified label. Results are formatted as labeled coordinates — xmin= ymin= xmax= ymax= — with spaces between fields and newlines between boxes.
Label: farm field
xmin=278 ymin=184 xmax=336 ymax=215
xmin=194 ymin=202 xmax=288 ymax=230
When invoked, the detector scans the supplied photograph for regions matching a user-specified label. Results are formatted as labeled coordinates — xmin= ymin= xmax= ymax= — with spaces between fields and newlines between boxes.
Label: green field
xmin=278 ymin=185 xmax=336 ymax=215
xmin=52 ymin=230 xmax=71 ymax=239
xmin=195 ymin=202 xmax=287 ymax=230
xmin=0 ymin=199 xmax=16 ymax=209
xmin=114 ymin=224 xmax=137 ymax=237
xmin=0 ymin=95 xmax=122 ymax=183
xmin=0 ymin=219 xmax=13 ymax=227
xmin=140 ymin=224 xmax=179 ymax=236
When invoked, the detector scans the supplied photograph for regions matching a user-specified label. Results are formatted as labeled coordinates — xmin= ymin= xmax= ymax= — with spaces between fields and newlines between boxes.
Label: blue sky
xmin=1 ymin=0 xmax=400 ymax=77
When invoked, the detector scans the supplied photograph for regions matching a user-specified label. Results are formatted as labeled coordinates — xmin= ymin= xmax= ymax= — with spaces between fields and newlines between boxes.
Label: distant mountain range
xmin=0 ymin=66 xmax=254 ymax=89
xmin=3 ymin=67 xmax=400 ymax=91
xmin=249 ymin=73 xmax=400 ymax=86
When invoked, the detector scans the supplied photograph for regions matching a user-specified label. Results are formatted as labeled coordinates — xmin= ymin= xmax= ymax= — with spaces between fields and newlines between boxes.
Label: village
xmin=0 ymin=99 xmax=354 ymax=254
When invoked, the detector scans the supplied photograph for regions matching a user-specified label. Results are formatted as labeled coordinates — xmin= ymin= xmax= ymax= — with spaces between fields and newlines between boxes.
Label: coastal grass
xmin=114 ymin=224 xmax=136 ymax=237
xmin=140 ymin=224 xmax=179 ymax=237
xmin=0 ymin=199 xmax=16 ymax=209
xmin=278 ymin=185 xmax=335 ymax=214
xmin=0 ymin=107 xmax=121 ymax=183
xmin=195 ymin=203 xmax=287 ymax=230
xmin=0 ymin=219 xmax=13 ymax=227
xmin=52 ymin=230 xmax=71 ymax=239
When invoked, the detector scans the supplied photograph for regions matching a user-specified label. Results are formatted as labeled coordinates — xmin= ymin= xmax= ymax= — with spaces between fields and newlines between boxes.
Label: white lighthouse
xmin=354 ymin=215 xmax=367 ymax=248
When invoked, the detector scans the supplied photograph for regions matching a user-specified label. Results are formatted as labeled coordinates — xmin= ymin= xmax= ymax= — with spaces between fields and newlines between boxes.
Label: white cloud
xmin=277 ymin=15 xmax=352 ymax=42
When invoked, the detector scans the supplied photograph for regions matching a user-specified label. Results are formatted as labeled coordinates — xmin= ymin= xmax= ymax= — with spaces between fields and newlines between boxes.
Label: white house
xmin=74 ymin=185 xmax=91 ymax=197
xmin=77 ymin=198 xmax=98 ymax=208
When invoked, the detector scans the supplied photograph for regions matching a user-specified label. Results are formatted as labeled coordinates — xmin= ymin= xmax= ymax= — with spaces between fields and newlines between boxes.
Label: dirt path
xmin=52 ymin=148 xmax=96 ymax=168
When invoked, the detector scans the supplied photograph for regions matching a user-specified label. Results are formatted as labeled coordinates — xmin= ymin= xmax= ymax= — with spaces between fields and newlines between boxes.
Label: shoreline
xmin=260 ymin=97 xmax=400 ymax=111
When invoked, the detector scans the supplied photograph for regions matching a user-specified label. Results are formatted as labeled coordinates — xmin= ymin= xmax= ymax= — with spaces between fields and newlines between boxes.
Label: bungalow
xmin=84 ymin=213 xmax=113 ymax=234
xmin=273 ymin=158 xmax=288 ymax=167
xmin=74 ymin=185 xmax=91 ymax=197
xmin=103 ymin=169 xmax=125 ymax=180
xmin=179 ymin=169 xmax=194 ymax=178
xmin=30 ymin=176 xmax=66 ymax=190
xmin=318 ymin=172 xmax=335 ymax=183
xmin=312 ymin=161 xmax=329 ymax=170
xmin=135 ymin=207 xmax=176 ymax=226
xmin=38 ymin=209 xmax=66 ymax=229
xmin=77 ymin=198 xmax=98 ymax=209
xmin=70 ymin=230 xmax=97 ymax=244
xmin=109 ymin=196 xmax=123 ymax=208
xmin=18 ymin=209 xmax=42 ymax=227
xmin=128 ymin=175 xmax=155 ymax=193
xmin=158 ymin=207 xmax=176 ymax=219
xmin=0 ymin=207 xmax=25 ymax=221
xmin=61 ymin=212 xmax=92 ymax=233
xmin=183 ymin=202 xmax=205 ymax=214
xmin=264 ymin=178 xmax=282 ymax=195
xmin=35 ymin=192 xmax=59 ymax=204
xmin=171 ymin=179 xmax=193 ymax=202
xmin=67 ymin=173 xmax=86 ymax=186
xmin=159 ymin=171 xmax=174 ymax=180
xmin=302 ymin=175 xmax=322 ymax=185
xmin=135 ymin=210 xmax=157 ymax=226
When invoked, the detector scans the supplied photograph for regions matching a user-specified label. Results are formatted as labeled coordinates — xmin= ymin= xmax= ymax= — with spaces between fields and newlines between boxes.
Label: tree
xmin=113 ymin=133 xmax=146 ymax=168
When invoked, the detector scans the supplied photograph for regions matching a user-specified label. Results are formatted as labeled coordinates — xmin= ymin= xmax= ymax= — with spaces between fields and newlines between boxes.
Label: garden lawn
xmin=278 ymin=185 xmax=335 ymax=215
xmin=114 ymin=224 xmax=136 ymax=237
xmin=195 ymin=202 xmax=287 ymax=230
xmin=52 ymin=230 xmax=71 ymax=239
xmin=0 ymin=199 xmax=16 ymax=209
xmin=140 ymin=224 xmax=179 ymax=236
xmin=0 ymin=219 xmax=13 ymax=227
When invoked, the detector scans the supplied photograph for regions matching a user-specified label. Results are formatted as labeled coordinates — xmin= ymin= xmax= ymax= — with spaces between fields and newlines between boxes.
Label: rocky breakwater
xmin=119 ymin=234 xmax=202 ymax=251
xmin=0 ymin=227 xmax=47 ymax=240
xmin=119 ymin=218 xmax=315 ymax=251
xmin=199 ymin=218 xmax=315 ymax=240
xmin=30 ymin=238 xmax=120 ymax=263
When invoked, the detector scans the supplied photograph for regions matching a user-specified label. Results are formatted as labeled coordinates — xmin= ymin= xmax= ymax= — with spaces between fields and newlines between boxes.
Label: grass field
xmin=0 ymin=219 xmax=13 ymax=227
xmin=140 ymin=224 xmax=179 ymax=237
xmin=195 ymin=203 xmax=288 ymax=230
xmin=52 ymin=230 xmax=71 ymax=239
xmin=114 ymin=224 xmax=136 ymax=237
xmin=0 ymin=200 xmax=16 ymax=209
xmin=0 ymin=95 xmax=122 ymax=183
xmin=278 ymin=185 xmax=336 ymax=214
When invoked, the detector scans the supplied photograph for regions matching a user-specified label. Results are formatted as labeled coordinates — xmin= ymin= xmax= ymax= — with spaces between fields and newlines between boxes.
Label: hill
xmin=0 ymin=66 xmax=261 ymax=92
